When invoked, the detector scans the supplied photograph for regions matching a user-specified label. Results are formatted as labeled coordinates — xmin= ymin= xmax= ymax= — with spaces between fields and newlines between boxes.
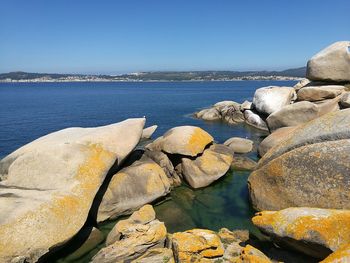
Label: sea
xmin=0 ymin=80 xmax=297 ymax=262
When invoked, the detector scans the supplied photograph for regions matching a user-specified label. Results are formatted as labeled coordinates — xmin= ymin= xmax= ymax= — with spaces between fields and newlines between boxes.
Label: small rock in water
xmin=224 ymin=137 xmax=254 ymax=153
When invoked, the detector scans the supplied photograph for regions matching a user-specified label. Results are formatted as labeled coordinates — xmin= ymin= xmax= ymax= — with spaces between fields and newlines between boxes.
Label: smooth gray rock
xmin=141 ymin=125 xmax=158 ymax=139
xmin=224 ymin=137 xmax=253 ymax=153
xmin=240 ymin=100 xmax=252 ymax=110
xmin=244 ymin=110 xmax=268 ymax=131
xmin=306 ymin=41 xmax=350 ymax=82
xmin=252 ymin=86 xmax=296 ymax=115
xmin=0 ymin=118 xmax=145 ymax=263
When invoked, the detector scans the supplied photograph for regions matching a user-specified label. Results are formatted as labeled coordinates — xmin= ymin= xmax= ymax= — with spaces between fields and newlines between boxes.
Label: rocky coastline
xmin=0 ymin=41 xmax=349 ymax=263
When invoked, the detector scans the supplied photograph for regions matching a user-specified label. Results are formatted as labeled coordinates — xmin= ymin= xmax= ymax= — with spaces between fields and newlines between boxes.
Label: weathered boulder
xmin=97 ymin=156 xmax=171 ymax=222
xmin=241 ymin=100 xmax=252 ymax=110
xmin=224 ymin=137 xmax=254 ymax=153
xmin=266 ymin=97 xmax=340 ymax=132
xmin=306 ymin=41 xmax=350 ymax=82
xmin=172 ymin=229 xmax=224 ymax=262
xmin=321 ymin=244 xmax=350 ymax=263
xmin=249 ymin=109 xmax=350 ymax=211
xmin=131 ymin=248 xmax=175 ymax=263
xmin=0 ymin=118 xmax=145 ymax=263
xmin=244 ymin=110 xmax=268 ymax=131
xmin=297 ymin=85 xmax=345 ymax=101
xmin=214 ymin=100 xmax=238 ymax=110
xmin=236 ymin=245 xmax=272 ymax=263
xmin=230 ymin=156 xmax=257 ymax=171
xmin=258 ymin=126 xmax=297 ymax=157
xmin=144 ymin=149 xmax=182 ymax=186
xmin=195 ymin=108 xmax=221 ymax=121
xmin=141 ymin=125 xmax=158 ymax=140
xmin=221 ymin=104 xmax=245 ymax=124
xmin=92 ymin=205 xmax=167 ymax=263
xmin=340 ymin=92 xmax=350 ymax=108
xmin=146 ymin=126 xmax=213 ymax=157
xmin=181 ymin=144 xmax=233 ymax=188
xmin=266 ymin=101 xmax=320 ymax=132
xmin=252 ymin=208 xmax=350 ymax=259
xmin=293 ymin=78 xmax=311 ymax=91
xmin=252 ymin=86 xmax=296 ymax=115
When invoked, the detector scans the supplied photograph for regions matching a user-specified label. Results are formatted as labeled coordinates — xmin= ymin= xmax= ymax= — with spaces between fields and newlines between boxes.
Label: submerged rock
xmin=141 ymin=125 xmax=158 ymax=139
xmin=0 ymin=118 xmax=145 ymax=263
xmin=306 ymin=41 xmax=350 ymax=82
xmin=252 ymin=86 xmax=296 ymax=115
xmin=92 ymin=205 xmax=167 ymax=263
xmin=146 ymin=126 xmax=213 ymax=157
xmin=224 ymin=137 xmax=254 ymax=153
xmin=172 ymin=229 xmax=224 ymax=262
xmin=249 ymin=109 xmax=350 ymax=211
xmin=230 ymin=156 xmax=257 ymax=171
xmin=181 ymin=144 xmax=233 ymax=188
xmin=252 ymin=208 xmax=350 ymax=259
xmin=97 ymin=156 xmax=171 ymax=222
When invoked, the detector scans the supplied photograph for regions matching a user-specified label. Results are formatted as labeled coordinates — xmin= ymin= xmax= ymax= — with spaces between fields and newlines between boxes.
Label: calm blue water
xmin=0 ymin=81 xmax=297 ymax=262
xmin=0 ymin=81 xmax=295 ymax=158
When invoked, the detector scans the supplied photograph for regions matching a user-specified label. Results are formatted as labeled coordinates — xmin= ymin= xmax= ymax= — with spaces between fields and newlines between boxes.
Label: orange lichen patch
xmin=199 ymin=150 xmax=233 ymax=173
xmin=237 ymin=245 xmax=272 ymax=263
xmin=0 ymin=143 xmax=114 ymax=261
xmin=130 ymin=204 xmax=155 ymax=223
xmin=321 ymin=244 xmax=350 ymax=263
xmin=172 ymin=229 xmax=224 ymax=261
xmin=187 ymin=128 xmax=213 ymax=156
xmin=252 ymin=208 xmax=350 ymax=251
xmin=144 ymin=163 xmax=169 ymax=194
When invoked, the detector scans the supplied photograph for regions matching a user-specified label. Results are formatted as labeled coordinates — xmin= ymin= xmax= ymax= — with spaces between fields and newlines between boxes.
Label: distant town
xmin=0 ymin=67 xmax=306 ymax=82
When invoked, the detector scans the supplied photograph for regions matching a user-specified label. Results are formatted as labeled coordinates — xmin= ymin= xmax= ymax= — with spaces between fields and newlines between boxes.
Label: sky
xmin=0 ymin=0 xmax=349 ymax=74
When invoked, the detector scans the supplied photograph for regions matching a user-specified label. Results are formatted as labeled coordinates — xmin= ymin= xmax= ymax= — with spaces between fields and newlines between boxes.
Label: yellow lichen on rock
xmin=321 ymin=244 xmax=350 ymax=263
xmin=235 ymin=245 xmax=272 ymax=263
xmin=172 ymin=229 xmax=224 ymax=262
xmin=187 ymin=127 xmax=214 ymax=156
xmin=252 ymin=208 xmax=350 ymax=252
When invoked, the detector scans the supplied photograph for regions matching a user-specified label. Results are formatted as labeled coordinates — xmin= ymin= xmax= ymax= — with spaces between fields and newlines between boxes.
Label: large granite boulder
xmin=181 ymin=144 xmax=233 ymax=188
xmin=244 ymin=110 xmax=268 ymax=131
xmin=93 ymin=205 xmax=167 ymax=263
xmin=297 ymin=85 xmax=345 ymax=101
xmin=97 ymin=156 xmax=171 ymax=222
xmin=258 ymin=126 xmax=297 ymax=157
xmin=252 ymin=86 xmax=296 ymax=115
xmin=266 ymin=99 xmax=339 ymax=132
xmin=252 ymin=208 xmax=350 ymax=259
xmin=224 ymin=137 xmax=254 ymax=153
xmin=0 ymin=118 xmax=145 ymax=263
xmin=321 ymin=244 xmax=350 ymax=263
xmin=306 ymin=41 xmax=350 ymax=82
xmin=213 ymin=100 xmax=238 ymax=110
xmin=220 ymin=103 xmax=245 ymax=124
xmin=248 ymin=109 xmax=350 ymax=211
xmin=146 ymin=126 xmax=213 ymax=157
xmin=172 ymin=229 xmax=224 ymax=262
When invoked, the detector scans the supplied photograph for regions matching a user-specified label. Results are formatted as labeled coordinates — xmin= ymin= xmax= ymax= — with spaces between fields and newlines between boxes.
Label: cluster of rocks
xmin=0 ymin=116 xmax=252 ymax=262
xmin=195 ymin=41 xmax=350 ymax=136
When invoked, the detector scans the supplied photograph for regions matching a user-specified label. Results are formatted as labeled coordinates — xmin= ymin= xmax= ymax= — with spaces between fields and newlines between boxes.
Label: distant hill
xmin=0 ymin=67 xmax=306 ymax=81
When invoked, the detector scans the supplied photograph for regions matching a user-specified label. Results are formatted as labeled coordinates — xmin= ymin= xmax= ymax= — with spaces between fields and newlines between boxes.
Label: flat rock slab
xmin=297 ymin=85 xmax=345 ymax=101
xmin=0 ymin=118 xmax=145 ymax=262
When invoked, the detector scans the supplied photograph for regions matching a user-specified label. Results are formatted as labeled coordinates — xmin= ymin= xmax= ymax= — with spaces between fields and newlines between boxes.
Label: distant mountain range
xmin=0 ymin=67 xmax=306 ymax=82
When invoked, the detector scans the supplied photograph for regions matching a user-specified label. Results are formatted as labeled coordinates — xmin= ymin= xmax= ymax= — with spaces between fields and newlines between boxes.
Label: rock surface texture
xmin=0 ymin=118 xmax=145 ymax=263
xmin=306 ymin=41 xmax=350 ymax=82
xmin=224 ymin=137 xmax=254 ymax=153
xmin=249 ymin=109 xmax=350 ymax=211
xmin=92 ymin=205 xmax=167 ymax=263
xmin=97 ymin=156 xmax=171 ymax=222
xmin=252 ymin=208 xmax=350 ymax=259
xmin=252 ymin=86 xmax=296 ymax=115
xmin=146 ymin=126 xmax=213 ymax=157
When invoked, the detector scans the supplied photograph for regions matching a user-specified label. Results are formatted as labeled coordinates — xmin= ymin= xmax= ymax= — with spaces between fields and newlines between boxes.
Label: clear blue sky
xmin=0 ymin=0 xmax=349 ymax=74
